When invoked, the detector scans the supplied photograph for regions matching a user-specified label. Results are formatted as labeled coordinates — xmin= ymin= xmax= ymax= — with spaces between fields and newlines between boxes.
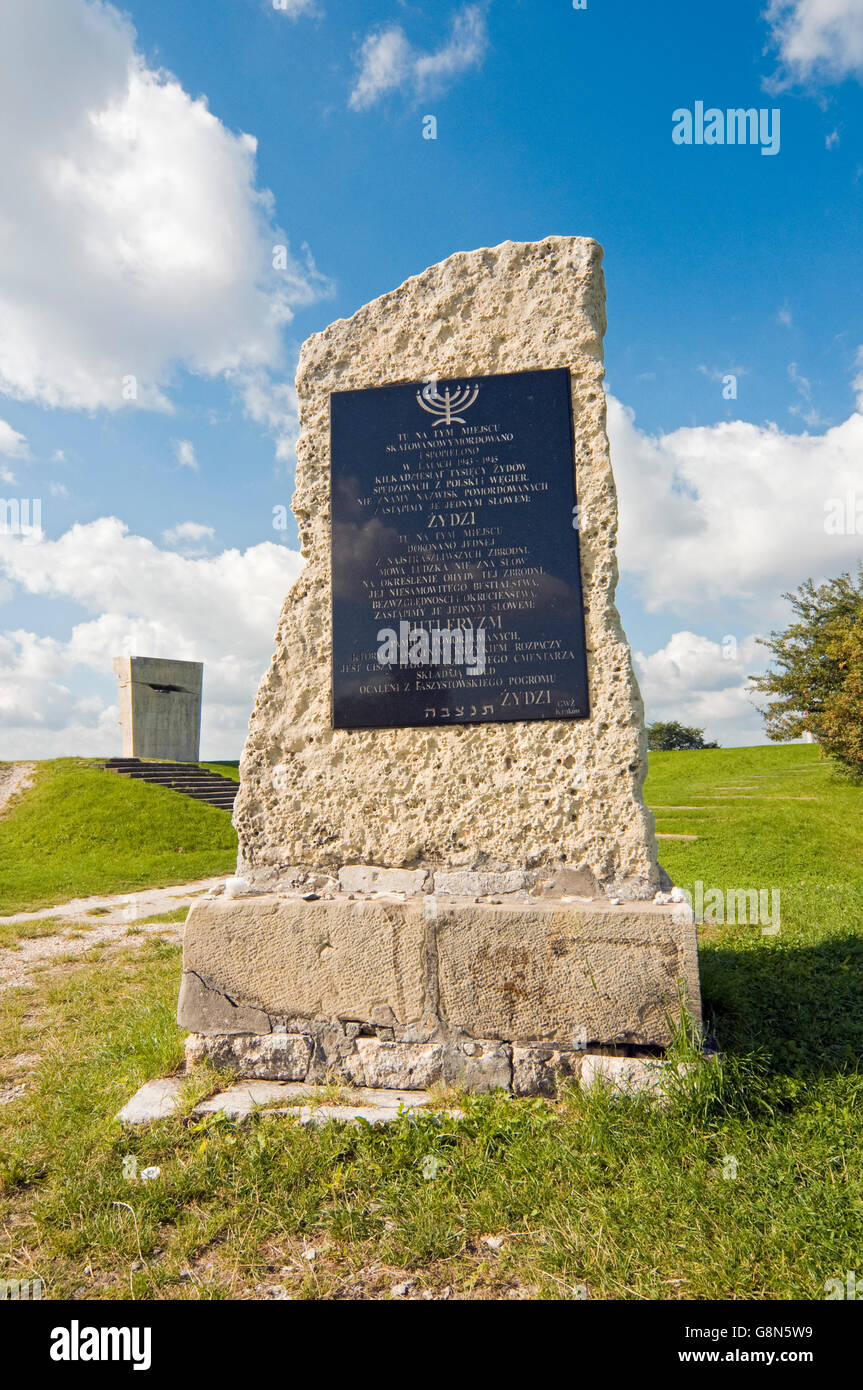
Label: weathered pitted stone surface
xmin=447 ymin=1039 xmax=512 ymax=1092
xmin=178 ymin=238 xmax=703 ymax=1093
xmin=233 ymin=236 xmax=660 ymax=898
xmin=338 ymin=866 xmax=428 ymax=894
xmin=118 ymin=1060 xmax=679 ymax=1128
xmin=180 ymin=895 xmax=428 ymax=1024
xmin=190 ymin=1080 xmax=444 ymax=1123
xmin=344 ymin=1039 xmax=444 ymax=1090
xmin=434 ymin=870 xmax=527 ymax=897
xmin=185 ymin=1032 xmax=312 ymax=1080
xmin=193 ymin=1080 xmax=304 ymax=1116
xmin=178 ymin=969 xmax=273 ymax=1035
xmin=579 ymin=1054 xmax=667 ymax=1096
xmin=511 ymin=1045 xmax=581 ymax=1097
xmin=433 ymin=901 xmax=698 ymax=1046
xmin=118 ymin=1078 xmax=461 ymax=1126
xmin=179 ymin=893 xmax=700 ymax=1059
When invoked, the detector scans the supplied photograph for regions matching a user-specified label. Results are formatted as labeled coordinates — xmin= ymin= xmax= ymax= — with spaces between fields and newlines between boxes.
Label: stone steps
xmin=103 ymin=758 xmax=238 ymax=811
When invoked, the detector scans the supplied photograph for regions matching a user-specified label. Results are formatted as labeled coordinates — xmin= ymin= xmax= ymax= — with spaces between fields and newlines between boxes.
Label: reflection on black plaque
xmin=330 ymin=368 xmax=590 ymax=730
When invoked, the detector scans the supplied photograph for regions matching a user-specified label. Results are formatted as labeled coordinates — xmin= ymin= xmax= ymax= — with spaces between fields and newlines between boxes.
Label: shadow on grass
xmin=701 ymin=934 xmax=863 ymax=1076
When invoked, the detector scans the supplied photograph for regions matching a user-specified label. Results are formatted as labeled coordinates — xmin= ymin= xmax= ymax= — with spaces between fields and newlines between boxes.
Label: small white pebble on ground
xmin=139 ymin=1166 xmax=161 ymax=1182
xmin=655 ymin=887 xmax=688 ymax=905
xmin=390 ymin=1280 xmax=415 ymax=1297
xmin=482 ymin=1235 xmax=505 ymax=1251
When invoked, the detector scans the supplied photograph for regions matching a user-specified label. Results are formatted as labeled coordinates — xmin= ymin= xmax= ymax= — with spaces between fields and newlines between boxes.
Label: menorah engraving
xmin=416 ymin=380 xmax=480 ymax=427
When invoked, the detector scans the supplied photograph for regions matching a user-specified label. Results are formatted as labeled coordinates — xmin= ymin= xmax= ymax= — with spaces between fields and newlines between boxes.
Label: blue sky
xmin=0 ymin=0 xmax=862 ymax=756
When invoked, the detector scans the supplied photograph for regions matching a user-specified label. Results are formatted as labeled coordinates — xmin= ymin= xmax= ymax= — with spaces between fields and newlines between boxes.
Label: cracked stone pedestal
xmin=177 ymin=236 xmax=702 ymax=1095
xmin=178 ymin=891 xmax=700 ymax=1095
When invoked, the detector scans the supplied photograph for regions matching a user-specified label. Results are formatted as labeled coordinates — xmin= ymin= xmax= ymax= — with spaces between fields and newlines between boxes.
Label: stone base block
xmin=185 ymin=1032 xmax=312 ymax=1081
xmin=178 ymin=891 xmax=700 ymax=1095
xmin=512 ymin=1045 xmax=582 ymax=1097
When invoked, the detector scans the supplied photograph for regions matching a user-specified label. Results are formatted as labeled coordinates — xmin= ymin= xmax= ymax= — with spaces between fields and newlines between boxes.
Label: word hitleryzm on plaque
xmin=330 ymin=367 xmax=590 ymax=730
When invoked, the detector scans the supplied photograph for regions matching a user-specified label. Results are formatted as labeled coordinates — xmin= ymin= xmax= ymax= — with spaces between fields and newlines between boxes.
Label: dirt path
xmin=0 ymin=761 xmax=35 ymax=817
xmin=0 ymin=876 xmax=225 ymax=993
xmin=0 ymin=914 xmax=188 ymax=994
xmin=0 ymin=875 xmax=225 ymax=928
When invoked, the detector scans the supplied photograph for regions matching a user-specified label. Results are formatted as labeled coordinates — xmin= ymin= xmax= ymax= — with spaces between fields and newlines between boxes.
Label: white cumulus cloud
xmin=854 ymin=346 xmax=863 ymax=408
xmin=609 ymin=386 xmax=863 ymax=743
xmin=271 ymin=0 xmax=319 ymax=16
xmin=174 ymin=439 xmax=199 ymax=472
xmin=349 ymin=4 xmax=489 ymax=111
xmin=765 ymin=0 xmax=863 ymax=86
xmin=0 ymin=420 xmax=30 ymax=459
xmin=634 ymin=632 xmax=767 ymax=745
xmin=162 ymin=521 xmax=215 ymax=549
xmin=0 ymin=0 xmax=326 ymax=415
xmin=608 ymin=393 xmax=863 ymax=618
xmin=232 ymin=368 xmax=300 ymax=466
xmin=0 ymin=517 xmax=303 ymax=758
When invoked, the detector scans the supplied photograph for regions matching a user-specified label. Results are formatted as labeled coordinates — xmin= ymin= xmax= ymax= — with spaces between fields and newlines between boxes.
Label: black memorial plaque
xmin=330 ymin=367 xmax=590 ymax=729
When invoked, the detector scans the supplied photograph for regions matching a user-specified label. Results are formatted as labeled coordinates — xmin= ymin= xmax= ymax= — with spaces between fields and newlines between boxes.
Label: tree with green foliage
xmin=646 ymin=720 xmax=719 ymax=751
xmin=750 ymin=568 xmax=863 ymax=776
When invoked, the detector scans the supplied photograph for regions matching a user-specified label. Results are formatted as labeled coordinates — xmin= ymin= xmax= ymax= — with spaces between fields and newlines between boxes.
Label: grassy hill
xmin=646 ymin=743 xmax=863 ymax=1067
xmin=0 ymin=758 xmax=237 ymax=914
xmin=0 ymin=742 xmax=861 ymax=1299
xmin=200 ymin=761 xmax=240 ymax=781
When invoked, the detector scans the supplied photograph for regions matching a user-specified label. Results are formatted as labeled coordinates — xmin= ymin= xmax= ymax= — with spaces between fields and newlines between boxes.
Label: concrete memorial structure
xmin=179 ymin=236 xmax=701 ymax=1095
xmin=113 ymin=656 xmax=203 ymax=764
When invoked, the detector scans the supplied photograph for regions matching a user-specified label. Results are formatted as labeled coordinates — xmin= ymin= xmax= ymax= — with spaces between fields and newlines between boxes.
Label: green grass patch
xmin=0 ymin=907 xmax=189 ymax=950
xmin=0 ymin=759 xmax=236 ymax=914
xmin=200 ymin=762 xmax=240 ymax=782
xmin=646 ymin=744 xmax=863 ymax=1068
xmin=0 ymin=918 xmax=85 ymax=950
xmin=0 ymin=744 xmax=860 ymax=1300
xmin=135 ymin=908 xmax=192 ymax=927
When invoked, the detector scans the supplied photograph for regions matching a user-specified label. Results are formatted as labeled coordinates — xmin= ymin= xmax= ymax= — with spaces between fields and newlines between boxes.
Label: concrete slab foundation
xmin=116 ymin=1077 xmax=461 ymax=1127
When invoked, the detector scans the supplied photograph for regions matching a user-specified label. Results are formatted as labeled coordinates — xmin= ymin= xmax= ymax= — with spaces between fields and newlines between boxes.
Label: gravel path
xmin=0 ymin=761 xmax=35 ymax=817
xmin=0 ymin=876 xmax=225 ymax=993
xmin=0 ymin=913 xmax=188 ymax=993
xmin=0 ymin=876 xmax=225 ymax=927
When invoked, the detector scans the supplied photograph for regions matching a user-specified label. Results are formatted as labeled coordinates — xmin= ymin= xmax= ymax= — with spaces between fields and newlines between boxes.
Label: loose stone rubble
xmin=116 ymin=1053 xmax=692 ymax=1128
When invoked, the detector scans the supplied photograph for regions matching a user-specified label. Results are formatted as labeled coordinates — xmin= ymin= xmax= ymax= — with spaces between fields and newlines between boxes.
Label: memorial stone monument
xmin=113 ymin=656 xmax=203 ymax=763
xmin=179 ymin=236 xmax=701 ymax=1095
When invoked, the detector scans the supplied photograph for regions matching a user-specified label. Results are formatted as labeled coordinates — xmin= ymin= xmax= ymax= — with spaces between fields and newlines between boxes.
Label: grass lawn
xmin=200 ymin=762 xmax=240 ymax=782
xmin=0 ymin=759 xmax=237 ymax=915
xmin=0 ymin=744 xmax=861 ymax=1300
